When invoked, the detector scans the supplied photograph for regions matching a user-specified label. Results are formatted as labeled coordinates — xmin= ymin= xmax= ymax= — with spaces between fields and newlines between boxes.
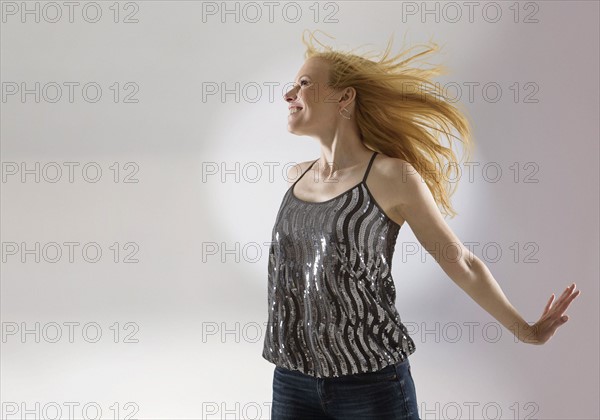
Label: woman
xmin=262 ymin=30 xmax=580 ymax=420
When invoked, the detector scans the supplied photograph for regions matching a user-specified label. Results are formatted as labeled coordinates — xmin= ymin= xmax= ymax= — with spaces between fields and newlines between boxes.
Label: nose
xmin=283 ymin=83 xmax=299 ymax=102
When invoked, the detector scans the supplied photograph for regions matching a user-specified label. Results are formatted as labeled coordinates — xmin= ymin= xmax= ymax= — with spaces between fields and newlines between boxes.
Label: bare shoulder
xmin=371 ymin=153 xmax=422 ymax=189
xmin=285 ymin=158 xmax=317 ymax=187
xmin=368 ymin=153 xmax=426 ymax=225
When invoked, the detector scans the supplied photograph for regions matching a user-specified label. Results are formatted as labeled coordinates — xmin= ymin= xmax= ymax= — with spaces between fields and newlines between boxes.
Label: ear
xmin=338 ymin=86 xmax=356 ymax=106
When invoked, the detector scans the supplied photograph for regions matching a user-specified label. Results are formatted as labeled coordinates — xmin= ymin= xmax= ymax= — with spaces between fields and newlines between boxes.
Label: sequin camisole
xmin=262 ymin=151 xmax=416 ymax=378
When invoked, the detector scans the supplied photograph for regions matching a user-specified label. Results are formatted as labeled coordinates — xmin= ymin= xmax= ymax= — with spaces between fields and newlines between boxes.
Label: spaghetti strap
xmin=292 ymin=158 xmax=319 ymax=186
xmin=362 ymin=151 xmax=378 ymax=183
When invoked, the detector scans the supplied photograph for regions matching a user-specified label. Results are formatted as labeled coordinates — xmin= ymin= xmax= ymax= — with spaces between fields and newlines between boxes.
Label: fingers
xmin=558 ymin=283 xmax=575 ymax=301
xmin=543 ymin=294 xmax=555 ymax=315
xmin=540 ymin=284 xmax=580 ymax=333
xmin=555 ymin=285 xmax=581 ymax=312
xmin=548 ymin=285 xmax=581 ymax=329
xmin=557 ymin=289 xmax=581 ymax=314
xmin=554 ymin=284 xmax=577 ymax=307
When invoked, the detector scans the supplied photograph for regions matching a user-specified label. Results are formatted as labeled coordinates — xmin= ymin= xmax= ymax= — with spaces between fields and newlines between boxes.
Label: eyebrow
xmin=295 ymin=74 xmax=312 ymax=82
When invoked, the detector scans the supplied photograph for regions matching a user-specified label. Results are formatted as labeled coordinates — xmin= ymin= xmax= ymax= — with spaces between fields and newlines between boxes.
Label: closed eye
xmin=294 ymin=79 xmax=310 ymax=88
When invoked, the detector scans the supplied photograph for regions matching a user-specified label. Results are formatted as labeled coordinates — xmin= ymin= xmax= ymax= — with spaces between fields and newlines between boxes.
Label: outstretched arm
xmin=384 ymin=159 xmax=581 ymax=345
xmin=446 ymin=254 xmax=579 ymax=344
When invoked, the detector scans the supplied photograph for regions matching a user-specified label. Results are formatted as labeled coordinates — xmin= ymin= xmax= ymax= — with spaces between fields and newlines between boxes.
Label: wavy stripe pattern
xmin=262 ymin=152 xmax=416 ymax=378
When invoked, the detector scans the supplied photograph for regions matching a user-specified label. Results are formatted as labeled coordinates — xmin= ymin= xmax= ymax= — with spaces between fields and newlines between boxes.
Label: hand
xmin=523 ymin=283 xmax=581 ymax=345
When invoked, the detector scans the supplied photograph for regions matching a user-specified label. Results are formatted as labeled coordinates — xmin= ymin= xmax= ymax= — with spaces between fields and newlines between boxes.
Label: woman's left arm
xmin=384 ymin=159 xmax=581 ymax=345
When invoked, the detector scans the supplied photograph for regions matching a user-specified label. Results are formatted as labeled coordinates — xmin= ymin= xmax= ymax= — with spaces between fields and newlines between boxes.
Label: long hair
xmin=301 ymin=29 xmax=474 ymax=218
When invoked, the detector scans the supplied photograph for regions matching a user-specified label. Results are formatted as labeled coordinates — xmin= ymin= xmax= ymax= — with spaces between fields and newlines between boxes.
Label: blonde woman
xmin=262 ymin=30 xmax=580 ymax=420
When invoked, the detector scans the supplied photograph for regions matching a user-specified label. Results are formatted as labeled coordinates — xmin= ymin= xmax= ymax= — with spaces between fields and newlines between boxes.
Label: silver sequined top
xmin=262 ymin=151 xmax=416 ymax=378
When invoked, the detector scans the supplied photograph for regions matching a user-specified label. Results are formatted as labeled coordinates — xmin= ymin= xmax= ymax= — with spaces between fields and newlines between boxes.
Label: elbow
xmin=446 ymin=252 xmax=481 ymax=289
xmin=463 ymin=250 xmax=477 ymax=271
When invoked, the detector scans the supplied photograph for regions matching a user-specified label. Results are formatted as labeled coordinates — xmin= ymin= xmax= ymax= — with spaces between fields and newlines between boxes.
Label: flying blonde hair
xmin=301 ymin=29 xmax=474 ymax=218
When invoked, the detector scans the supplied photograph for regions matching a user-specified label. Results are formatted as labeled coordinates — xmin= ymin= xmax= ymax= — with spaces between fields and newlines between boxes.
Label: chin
xmin=286 ymin=125 xmax=303 ymax=135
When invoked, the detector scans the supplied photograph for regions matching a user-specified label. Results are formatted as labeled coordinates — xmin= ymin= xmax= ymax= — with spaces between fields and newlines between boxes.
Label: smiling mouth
xmin=289 ymin=107 xmax=303 ymax=114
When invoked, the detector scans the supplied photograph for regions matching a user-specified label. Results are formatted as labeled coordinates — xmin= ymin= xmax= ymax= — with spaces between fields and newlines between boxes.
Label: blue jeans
xmin=271 ymin=358 xmax=420 ymax=419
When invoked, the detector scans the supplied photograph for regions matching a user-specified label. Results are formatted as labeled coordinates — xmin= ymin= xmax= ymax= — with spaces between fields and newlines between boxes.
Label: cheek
xmin=300 ymin=88 xmax=325 ymax=104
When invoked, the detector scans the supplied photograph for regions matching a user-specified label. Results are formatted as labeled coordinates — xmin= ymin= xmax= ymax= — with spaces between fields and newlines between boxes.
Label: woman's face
xmin=284 ymin=57 xmax=342 ymax=136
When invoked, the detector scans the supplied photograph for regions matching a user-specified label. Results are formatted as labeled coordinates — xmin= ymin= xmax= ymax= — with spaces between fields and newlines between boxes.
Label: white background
xmin=1 ymin=1 xmax=598 ymax=419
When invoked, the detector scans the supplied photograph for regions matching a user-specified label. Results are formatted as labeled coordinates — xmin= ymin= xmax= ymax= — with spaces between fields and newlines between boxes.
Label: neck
xmin=316 ymin=138 xmax=372 ymax=180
